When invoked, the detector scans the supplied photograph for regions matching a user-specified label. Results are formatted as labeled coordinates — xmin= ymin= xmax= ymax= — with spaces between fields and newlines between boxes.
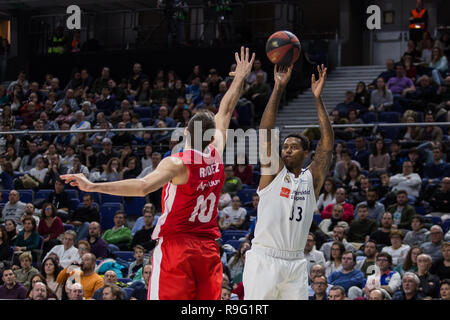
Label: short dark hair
xmin=284 ymin=133 xmax=310 ymax=151
xmin=377 ymin=251 xmax=393 ymax=264
xmin=114 ymin=210 xmax=126 ymax=218
xmin=187 ymin=110 xmax=216 ymax=152
xmin=412 ymin=214 xmax=425 ymax=224
xmin=397 ymin=190 xmax=408 ymax=197
xmin=358 ymin=204 xmax=368 ymax=210
xmin=329 ymin=285 xmax=346 ymax=296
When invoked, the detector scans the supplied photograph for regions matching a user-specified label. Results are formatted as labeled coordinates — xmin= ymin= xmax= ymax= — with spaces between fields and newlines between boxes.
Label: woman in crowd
xmin=5 ymin=145 xmax=22 ymax=171
xmin=38 ymin=202 xmax=65 ymax=256
xmin=370 ymin=77 xmax=393 ymax=113
xmin=40 ymin=256 xmax=63 ymax=299
xmin=325 ymin=241 xmax=345 ymax=277
xmin=369 ymin=138 xmax=390 ymax=176
xmin=5 ymin=219 xmax=18 ymax=244
xmin=0 ymin=104 xmax=15 ymax=128
xmin=343 ymin=163 xmax=363 ymax=193
xmin=176 ymin=107 xmax=192 ymax=128
xmin=121 ymin=156 xmax=141 ymax=180
xmin=227 ymin=241 xmax=251 ymax=286
xmin=134 ymin=79 xmax=152 ymax=106
xmin=429 ymin=46 xmax=448 ymax=86
xmin=381 ymin=230 xmax=411 ymax=267
xmin=316 ymin=177 xmax=337 ymax=213
xmin=140 ymin=145 xmax=153 ymax=171
xmin=0 ymin=225 xmax=13 ymax=263
xmin=394 ymin=246 xmax=423 ymax=277
xmin=354 ymin=81 xmax=370 ymax=110
xmin=29 ymin=156 xmax=49 ymax=187
xmin=100 ymin=157 xmax=122 ymax=182
xmin=403 ymin=54 xmax=417 ymax=82
xmin=12 ymin=217 xmax=40 ymax=259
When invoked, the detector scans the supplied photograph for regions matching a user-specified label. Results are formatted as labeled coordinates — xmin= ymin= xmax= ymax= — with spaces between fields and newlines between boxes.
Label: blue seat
xmin=134 ymin=107 xmax=152 ymax=118
xmin=101 ymin=194 xmax=123 ymax=204
xmin=382 ymin=126 xmax=400 ymax=140
xmin=1 ymin=190 xmax=11 ymax=203
xmin=443 ymin=219 xmax=450 ymax=233
xmin=379 ymin=112 xmax=400 ymax=123
xmin=77 ymin=202 xmax=99 ymax=209
xmin=118 ymin=278 xmax=133 ymax=284
xmin=69 ymin=199 xmax=80 ymax=211
xmin=79 ymin=192 xmax=100 ymax=204
xmin=414 ymin=206 xmax=426 ymax=215
xmin=100 ymin=202 xmax=122 ymax=230
xmin=34 ymin=189 xmax=53 ymax=200
xmin=63 ymin=223 xmax=75 ymax=231
xmin=426 ymin=216 xmax=442 ymax=226
xmin=221 ymin=230 xmax=248 ymax=243
xmin=123 ymin=196 xmax=147 ymax=217
xmin=237 ymin=189 xmax=256 ymax=204
xmin=141 ymin=118 xmax=153 ymax=127
xmin=224 ymin=239 xmax=242 ymax=250
xmin=361 ymin=112 xmax=377 ymax=123
xmin=66 ymin=189 xmax=78 ymax=199
xmin=19 ymin=190 xmax=33 ymax=203
xmin=115 ymin=251 xmax=135 ymax=262
xmin=313 ymin=214 xmax=322 ymax=225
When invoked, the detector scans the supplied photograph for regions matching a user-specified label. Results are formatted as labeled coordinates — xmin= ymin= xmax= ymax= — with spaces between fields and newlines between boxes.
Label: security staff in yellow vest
xmin=48 ymin=26 xmax=67 ymax=55
xmin=408 ymin=0 xmax=428 ymax=44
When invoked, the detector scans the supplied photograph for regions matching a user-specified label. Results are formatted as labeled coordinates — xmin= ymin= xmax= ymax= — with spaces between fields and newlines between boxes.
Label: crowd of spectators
xmin=0 ymin=27 xmax=449 ymax=300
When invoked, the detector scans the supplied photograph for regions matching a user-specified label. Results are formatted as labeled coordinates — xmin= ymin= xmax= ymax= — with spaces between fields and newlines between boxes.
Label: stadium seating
xmin=115 ymin=251 xmax=135 ymax=262
xmin=63 ymin=223 xmax=75 ymax=231
xmin=361 ymin=112 xmax=377 ymax=123
xmin=34 ymin=189 xmax=54 ymax=200
xmin=237 ymin=188 xmax=256 ymax=204
xmin=313 ymin=214 xmax=322 ymax=225
xmin=18 ymin=190 xmax=33 ymax=203
xmin=221 ymin=230 xmax=248 ymax=243
xmin=100 ymin=202 xmax=122 ymax=230
xmin=101 ymin=194 xmax=123 ymax=204
xmin=378 ymin=112 xmax=400 ymax=123
xmin=443 ymin=219 xmax=450 ymax=233
xmin=224 ymin=239 xmax=242 ymax=250
xmin=69 ymin=198 xmax=80 ymax=211
xmin=123 ymin=196 xmax=147 ymax=217
xmin=1 ymin=190 xmax=10 ymax=203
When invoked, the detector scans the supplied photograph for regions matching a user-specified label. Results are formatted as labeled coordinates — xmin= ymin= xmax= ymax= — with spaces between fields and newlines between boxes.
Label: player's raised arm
xmin=60 ymin=156 xmax=188 ymax=197
xmin=309 ymin=64 xmax=334 ymax=199
xmin=258 ymin=64 xmax=293 ymax=190
xmin=213 ymin=46 xmax=255 ymax=155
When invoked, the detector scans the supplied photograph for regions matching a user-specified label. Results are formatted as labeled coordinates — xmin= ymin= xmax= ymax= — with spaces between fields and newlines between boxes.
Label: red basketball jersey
xmin=152 ymin=145 xmax=225 ymax=241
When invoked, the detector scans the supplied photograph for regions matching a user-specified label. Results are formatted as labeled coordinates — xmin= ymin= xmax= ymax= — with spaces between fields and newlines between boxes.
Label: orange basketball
xmin=265 ymin=30 xmax=301 ymax=66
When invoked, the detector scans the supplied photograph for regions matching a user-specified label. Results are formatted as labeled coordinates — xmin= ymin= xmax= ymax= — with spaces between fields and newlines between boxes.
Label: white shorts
xmin=242 ymin=245 xmax=308 ymax=300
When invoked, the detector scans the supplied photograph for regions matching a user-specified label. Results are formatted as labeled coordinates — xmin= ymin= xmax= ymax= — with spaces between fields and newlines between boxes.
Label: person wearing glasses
xmin=309 ymin=275 xmax=328 ymax=300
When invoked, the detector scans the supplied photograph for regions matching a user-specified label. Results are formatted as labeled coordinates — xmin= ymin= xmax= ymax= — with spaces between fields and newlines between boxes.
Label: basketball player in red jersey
xmin=60 ymin=47 xmax=255 ymax=300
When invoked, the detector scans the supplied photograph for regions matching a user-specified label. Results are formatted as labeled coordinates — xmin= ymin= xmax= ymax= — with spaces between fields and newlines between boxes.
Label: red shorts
xmin=147 ymin=235 xmax=223 ymax=300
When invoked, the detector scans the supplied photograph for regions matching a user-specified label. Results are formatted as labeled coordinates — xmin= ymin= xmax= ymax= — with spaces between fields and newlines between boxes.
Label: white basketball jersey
xmin=252 ymin=166 xmax=316 ymax=252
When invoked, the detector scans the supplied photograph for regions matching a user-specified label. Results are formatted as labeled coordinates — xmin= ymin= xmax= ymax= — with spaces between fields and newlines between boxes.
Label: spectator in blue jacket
xmin=423 ymin=146 xmax=449 ymax=189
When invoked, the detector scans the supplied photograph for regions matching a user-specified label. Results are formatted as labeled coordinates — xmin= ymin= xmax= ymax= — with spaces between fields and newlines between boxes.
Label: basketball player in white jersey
xmin=243 ymin=64 xmax=333 ymax=300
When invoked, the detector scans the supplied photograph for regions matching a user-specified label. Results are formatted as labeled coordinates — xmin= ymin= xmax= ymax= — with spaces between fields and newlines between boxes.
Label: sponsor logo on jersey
xmin=280 ymin=187 xmax=291 ymax=198
xmin=196 ymin=179 xmax=221 ymax=191
xmin=299 ymin=178 xmax=308 ymax=184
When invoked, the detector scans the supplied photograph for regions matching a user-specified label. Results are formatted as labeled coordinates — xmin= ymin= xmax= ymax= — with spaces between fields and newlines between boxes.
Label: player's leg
xmin=193 ymin=239 xmax=223 ymax=300
xmin=148 ymin=237 xmax=197 ymax=300
xmin=242 ymin=249 xmax=280 ymax=300
xmin=278 ymin=259 xmax=309 ymax=300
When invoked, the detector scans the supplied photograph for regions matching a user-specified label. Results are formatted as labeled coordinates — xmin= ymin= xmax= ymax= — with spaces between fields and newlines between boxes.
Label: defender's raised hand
xmin=60 ymin=173 xmax=93 ymax=192
xmin=229 ymin=46 xmax=256 ymax=80
xmin=311 ymin=64 xmax=327 ymax=98
xmin=274 ymin=64 xmax=293 ymax=89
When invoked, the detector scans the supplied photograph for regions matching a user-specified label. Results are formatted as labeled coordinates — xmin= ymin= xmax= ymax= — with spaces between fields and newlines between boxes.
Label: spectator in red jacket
xmin=321 ymin=188 xmax=354 ymax=223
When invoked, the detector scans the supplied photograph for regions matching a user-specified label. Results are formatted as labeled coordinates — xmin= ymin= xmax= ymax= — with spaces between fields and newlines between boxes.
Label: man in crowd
xmin=420 ymin=225 xmax=445 ymax=262
xmin=0 ymin=268 xmax=27 ymax=299
xmin=393 ymin=272 xmax=423 ymax=300
xmin=389 ymin=161 xmax=421 ymax=200
xmin=43 ymin=230 xmax=80 ymax=268
xmin=387 ymin=190 xmax=416 ymax=231
xmin=354 ymin=188 xmax=385 ymax=225
xmin=347 ymin=204 xmax=378 ymax=246
xmin=318 ymin=204 xmax=349 ymax=238
xmin=83 ymin=222 xmax=108 ymax=260
xmin=403 ymin=215 xmax=430 ymax=247
xmin=1 ymin=190 xmax=26 ymax=224
xmin=328 ymin=251 xmax=365 ymax=294
xmin=218 ymin=195 xmax=247 ymax=231
xmin=320 ymin=225 xmax=355 ymax=260
xmin=66 ymin=193 xmax=100 ymax=243
xmin=304 ymin=233 xmax=326 ymax=273
xmin=92 ymin=270 xmax=128 ymax=300
xmin=321 ymin=188 xmax=354 ymax=223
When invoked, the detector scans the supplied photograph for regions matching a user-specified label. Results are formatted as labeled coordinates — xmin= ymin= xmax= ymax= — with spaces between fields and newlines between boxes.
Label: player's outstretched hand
xmin=311 ymin=64 xmax=327 ymax=98
xmin=229 ymin=46 xmax=255 ymax=80
xmin=60 ymin=173 xmax=93 ymax=192
xmin=274 ymin=64 xmax=293 ymax=88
